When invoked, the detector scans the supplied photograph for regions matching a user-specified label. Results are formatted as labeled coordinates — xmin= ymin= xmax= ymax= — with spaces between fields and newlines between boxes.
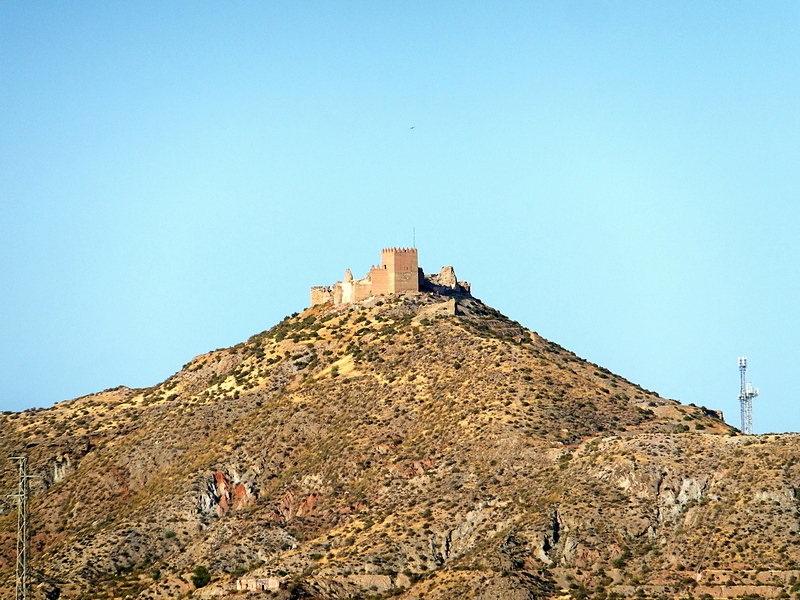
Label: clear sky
xmin=1 ymin=2 xmax=798 ymax=434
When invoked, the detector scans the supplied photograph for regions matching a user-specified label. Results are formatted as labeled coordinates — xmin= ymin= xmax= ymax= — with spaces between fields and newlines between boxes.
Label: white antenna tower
xmin=738 ymin=357 xmax=759 ymax=434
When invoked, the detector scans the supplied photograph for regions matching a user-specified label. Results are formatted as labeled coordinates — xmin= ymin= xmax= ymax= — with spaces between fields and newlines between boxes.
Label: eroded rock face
xmin=658 ymin=476 xmax=709 ymax=524
xmin=436 ymin=266 xmax=458 ymax=289
xmin=197 ymin=470 xmax=256 ymax=517
xmin=444 ymin=501 xmax=499 ymax=560
xmin=422 ymin=266 xmax=471 ymax=296
xmin=52 ymin=454 xmax=72 ymax=484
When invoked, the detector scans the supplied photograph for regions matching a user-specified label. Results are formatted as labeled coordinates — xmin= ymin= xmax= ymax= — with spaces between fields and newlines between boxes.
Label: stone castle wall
xmin=369 ymin=265 xmax=390 ymax=296
xmin=310 ymin=248 xmax=469 ymax=307
xmin=310 ymin=286 xmax=332 ymax=306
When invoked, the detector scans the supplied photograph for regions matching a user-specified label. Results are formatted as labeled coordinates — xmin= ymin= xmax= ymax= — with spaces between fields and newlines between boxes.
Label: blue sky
xmin=1 ymin=2 xmax=798 ymax=433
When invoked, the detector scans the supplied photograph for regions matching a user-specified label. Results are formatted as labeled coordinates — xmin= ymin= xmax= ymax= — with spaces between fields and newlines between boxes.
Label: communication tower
xmin=8 ymin=455 xmax=32 ymax=600
xmin=738 ymin=357 xmax=759 ymax=435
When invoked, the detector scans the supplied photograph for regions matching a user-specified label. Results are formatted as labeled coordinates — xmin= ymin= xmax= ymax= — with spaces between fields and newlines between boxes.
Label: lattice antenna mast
xmin=738 ymin=357 xmax=759 ymax=435
xmin=8 ymin=455 xmax=32 ymax=600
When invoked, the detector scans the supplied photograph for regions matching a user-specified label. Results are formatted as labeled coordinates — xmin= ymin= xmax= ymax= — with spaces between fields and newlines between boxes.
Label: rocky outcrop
xmin=414 ymin=298 xmax=456 ymax=321
xmin=197 ymin=470 xmax=255 ymax=517
xmin=422 ymin=266 xmax=472 ymax=296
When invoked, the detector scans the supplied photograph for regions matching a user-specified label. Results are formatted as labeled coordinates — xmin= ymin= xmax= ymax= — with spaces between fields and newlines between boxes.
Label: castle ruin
xmin=311 ymin=248 xmax=471 ymax=306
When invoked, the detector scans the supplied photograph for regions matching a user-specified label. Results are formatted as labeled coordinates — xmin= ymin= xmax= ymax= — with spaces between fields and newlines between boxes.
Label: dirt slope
xmin=1 ymin=292 xmax=797 ymax=600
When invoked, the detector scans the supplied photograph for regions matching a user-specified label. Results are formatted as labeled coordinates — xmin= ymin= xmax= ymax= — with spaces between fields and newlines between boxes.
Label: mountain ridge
xmin=1 ymin=291 xmax=798 ymax=600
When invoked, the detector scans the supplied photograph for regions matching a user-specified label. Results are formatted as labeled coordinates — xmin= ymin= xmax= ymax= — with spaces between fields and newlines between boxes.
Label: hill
xmin=1 ymin=291 xmax=799 ymax=600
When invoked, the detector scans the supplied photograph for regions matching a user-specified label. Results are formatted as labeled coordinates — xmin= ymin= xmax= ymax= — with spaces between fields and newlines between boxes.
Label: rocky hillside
xmin=1 ymin=291 xmax=798 ymax=600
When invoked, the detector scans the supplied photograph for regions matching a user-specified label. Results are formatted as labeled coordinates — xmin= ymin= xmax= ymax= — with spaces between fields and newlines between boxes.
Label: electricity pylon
xmin=9 ymin=455 xmax=32 ymax=600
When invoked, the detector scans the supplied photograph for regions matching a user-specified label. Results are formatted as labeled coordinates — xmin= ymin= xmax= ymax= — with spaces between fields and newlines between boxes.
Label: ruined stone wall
xmin=352 ymin=277 xmax=373 ymax=302
xmin=340 ymin=269 xmax=356 ymax=304
xmin=312 ymin=247 xmax=460 ymax=307
xmin=421 ymin=266 xmax=471 ymax=297
xmin=370 ymin=266 xmax=390 ymax=296
xmin=340 ymin=281 xmax=353 ymax=304
xmin=311 ymin=286 xmax=332 ymax=306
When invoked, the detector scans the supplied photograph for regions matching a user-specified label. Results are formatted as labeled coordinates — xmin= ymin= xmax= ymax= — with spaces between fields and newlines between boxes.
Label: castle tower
xmin=311 ymin=247 xmax=422 ymax=306
xmin=381 ymin=247 xmax=419 ymax=294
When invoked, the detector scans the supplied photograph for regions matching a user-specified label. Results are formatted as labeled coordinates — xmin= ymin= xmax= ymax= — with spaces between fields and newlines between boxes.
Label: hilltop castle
xmin=311 ymin=248 xmax=471 ymax=306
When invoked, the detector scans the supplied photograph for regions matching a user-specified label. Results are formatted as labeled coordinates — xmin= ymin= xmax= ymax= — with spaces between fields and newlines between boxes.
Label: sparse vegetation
xmin=0 ymin=293 xmax=774 ymax=600
xmin=191 ymin=565 xmax=211 ymax=588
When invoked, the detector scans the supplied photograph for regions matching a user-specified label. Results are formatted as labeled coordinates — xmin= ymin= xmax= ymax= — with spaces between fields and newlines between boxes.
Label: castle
xmin=311 ymin=248 xmax=471 ymax=306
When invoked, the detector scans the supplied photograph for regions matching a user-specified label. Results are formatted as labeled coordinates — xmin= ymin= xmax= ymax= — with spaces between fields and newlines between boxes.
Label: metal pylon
xmin=738 ymin=357 xmax=758 ymax=435
xmin=9 ymin=456 xmax=30 ymax=600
